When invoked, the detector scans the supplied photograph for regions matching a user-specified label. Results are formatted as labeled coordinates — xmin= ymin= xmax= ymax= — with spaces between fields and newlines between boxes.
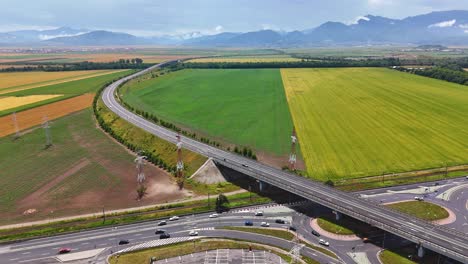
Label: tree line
xmin=0 ymin=58 xmax=151 ymax=72
xmin=180 ymin=58 xmax=402 ymax=69
xmin=394 ymin=65 xmax=468 ymax=86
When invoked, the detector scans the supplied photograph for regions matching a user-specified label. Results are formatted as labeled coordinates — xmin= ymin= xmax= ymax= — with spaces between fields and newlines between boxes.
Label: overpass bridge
xmin=102 ymin=61 xmax=468 ymax=263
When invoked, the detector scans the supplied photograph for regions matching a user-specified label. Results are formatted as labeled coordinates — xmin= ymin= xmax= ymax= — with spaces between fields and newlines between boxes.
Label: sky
xmin=1 ymin=0 xmax=468 ymax=36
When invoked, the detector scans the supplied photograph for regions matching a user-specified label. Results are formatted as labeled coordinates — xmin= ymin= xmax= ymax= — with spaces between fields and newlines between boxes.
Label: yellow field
xmin=464 ymin=68 xmax=468 ymax=71
xmin=0 ymin=70 xmax=126 ymax=95
xmin=0 ymin=95 xmax=63 ymax=111
xmin=0 ymin=93 xmax=94 ymax=137
xmin=281 ymin=68 xmax=468 ymax=180
xmin=188 ymin=57 xmax=301 ymax=63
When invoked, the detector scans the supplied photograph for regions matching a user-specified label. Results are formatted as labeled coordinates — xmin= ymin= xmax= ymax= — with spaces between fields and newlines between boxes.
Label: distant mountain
xmin=7 ymin=27 xmax=88 ymax=42
xmin=186 ymin=10 xmax=468 ymax=47
xmin=45 ymin=30 xmax=144 ymax=45
xmin=0 ymin=10 xmax=467 ymax=47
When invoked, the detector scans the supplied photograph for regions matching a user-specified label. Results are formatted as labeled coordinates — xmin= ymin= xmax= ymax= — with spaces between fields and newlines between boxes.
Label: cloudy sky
xmin=1 ymin=0 xmax=467 ymax=35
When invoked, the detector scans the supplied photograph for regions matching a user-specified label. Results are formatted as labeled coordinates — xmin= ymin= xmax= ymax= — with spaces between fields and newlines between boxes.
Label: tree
xmin=215 ymin=194 xmax=229 ymax=212
xmin=325 ymin=180 xmax=335 ymax=187
xmin=136 ymin=185 xmax=148 ymax=200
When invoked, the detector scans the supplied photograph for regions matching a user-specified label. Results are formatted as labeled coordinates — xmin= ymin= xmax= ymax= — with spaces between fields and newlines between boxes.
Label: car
xmin=319 ymin=239 xmax=330 ymax=246
xmin=169 ymin=216 xmax=180 ymax=221
xmin=363 ymin=237 xmax=372 ymax=243
xmin=118 ymin=239 xmax=130 ymax=245
xmin=254 ymin=211 xmax=263 ymax=216
xmin=289 ymin=226 xmax=297 ymax=232
xmin=160 ymin=233 xmax=171 ymax=239
xmin=209 ymin=213 xmax=218 ymax=218
xmin=260 ymin=222 xmax=270 ymax=227
xmin=189 ymin=230 xmax=199 ymax=236
xmin=157 ymin=220 xmax=167 ymax=226
xmin=58 ymin=248 xmax=72 ymax=254
xmin=434 ymin=182 xmax=440 ymax=186
xmin=414 ymin=196 xmax=424 ymax=201
xmin=311 ymin=229 xmax=320 ymax=237
xmin=275 ymin=219 xmax=286 ymax=224
xmin=242 ymin=164 xmax=248 ymax=167
xmin=155 ymin=229 xmax=166 ymax=234
xmin=244 ymin=221 xmax=253 ymax=226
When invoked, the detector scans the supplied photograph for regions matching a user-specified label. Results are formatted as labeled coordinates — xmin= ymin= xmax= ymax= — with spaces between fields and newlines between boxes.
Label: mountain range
xmin=1 ymin=10 xmax=467 ymax=47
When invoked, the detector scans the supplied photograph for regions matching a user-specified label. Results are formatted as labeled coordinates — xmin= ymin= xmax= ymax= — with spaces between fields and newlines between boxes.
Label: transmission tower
xmin=42 ymin=115 xmax=52 ymax=148
xmin=134 ymin=153 xmax=147 ymax=184
xmin=288 ymin=127 xmax=297 ymax=170
xmin=176 ymin=133 xmax=184 ymax=189
xmin=12 ymin=112 xmax=20 ymax=139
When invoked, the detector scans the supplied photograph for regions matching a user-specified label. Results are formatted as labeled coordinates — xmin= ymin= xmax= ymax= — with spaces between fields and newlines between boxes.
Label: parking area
xmin=153 ymin=249 xmax=286 ymax=264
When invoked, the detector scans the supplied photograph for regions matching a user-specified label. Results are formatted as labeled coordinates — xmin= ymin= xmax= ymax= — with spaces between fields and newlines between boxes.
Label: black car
xmin=160 ymin=233 xmax=171 ymax=239
xmin=157 ymin=220 xmax=167 ymax=226
xmin=311 ymin=230 xmax=320 ymax=237
xmin=289 ymin=226 xmax=297 ymax=232
xmin=118 ymin=239 xmax=130 ymax=245
xmin=155 ymin=229 xmax=166 ymax=234
xmin=244 ymin=221 xmax=253 ymax=226
xmin=275 ymin=219 xmax=286 ymax=224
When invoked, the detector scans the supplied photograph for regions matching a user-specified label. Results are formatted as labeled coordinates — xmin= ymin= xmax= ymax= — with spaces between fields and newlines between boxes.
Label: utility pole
xmin=12 ymin=112 xmax=20 ymax=139
xmin=288 ymin=127 xmax=297 ymax=171
xmin=134 ymin=153 xmax=147 ymax=184
xmin=42 ymin=115 xmax=52 ymax=148
xmin=176 ymin=133 xmax=184 ymax=189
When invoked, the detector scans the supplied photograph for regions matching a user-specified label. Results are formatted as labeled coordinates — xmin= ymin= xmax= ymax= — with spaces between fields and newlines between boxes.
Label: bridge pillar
xmin=258 ymin=180 xmax=266 ymax=192
xmin=417 ymin=245 xmax=425 ymax=258
xmin=333 ymin=211 xmax=342 ymax=221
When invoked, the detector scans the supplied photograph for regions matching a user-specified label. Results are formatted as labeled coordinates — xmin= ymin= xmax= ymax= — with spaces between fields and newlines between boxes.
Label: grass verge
xmin=316 ymin=217 xmax=355 ymax=235
xmin=109 ymin=239 xmax=319 ymax=264
xmin=385 ymin=201 xmax=449 ymax=221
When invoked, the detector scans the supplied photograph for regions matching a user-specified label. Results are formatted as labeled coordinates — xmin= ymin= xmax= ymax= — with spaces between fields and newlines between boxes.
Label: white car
xmin=414 ymin=196 xmax=424 ymax=201
xmin=260 ymin=222 xmax=270 ymax=227
xmin=254 ymin=211 xmax=263 ymax=216
xmin=189 ymin=230 xmax=199 ymax=236
xmin=169 ymin=216 xmax=180 ymax=221
xmin=319 ymin=239 xmax=330 ymax=247
xmin=209 ymin=213 xmax=218 ymax=218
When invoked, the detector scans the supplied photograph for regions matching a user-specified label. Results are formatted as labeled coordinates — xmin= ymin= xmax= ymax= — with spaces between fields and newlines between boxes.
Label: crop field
xmin=0 ymin=69 xmax=127 ymax=95
xmin=0 ymin=70 xmax=132 ymax=116
xmin=0 ymin=94 xmax=63 ymax=111
xmin=121 ymin=69 xmax=294 ymax=156
xmin=0 ymin=109 xmax=187 ymax=224
xmin=188 ymin=55 xmax=301 ymax=63
xmin=281 ymin=68 xmax=468 ymax=180
xmin=0 ymin=94 xmax=93 ymax=137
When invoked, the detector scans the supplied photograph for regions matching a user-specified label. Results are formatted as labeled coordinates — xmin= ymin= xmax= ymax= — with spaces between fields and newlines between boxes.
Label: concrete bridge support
xmin=418 ymin=244 xmax=425 ymax=258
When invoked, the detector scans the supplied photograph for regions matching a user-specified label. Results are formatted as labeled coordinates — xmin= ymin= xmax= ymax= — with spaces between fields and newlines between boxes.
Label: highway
xmin=0 ymin=206 xmax=341 ymax=264
xmin=101 ymin=60 xmax=468 ymax=263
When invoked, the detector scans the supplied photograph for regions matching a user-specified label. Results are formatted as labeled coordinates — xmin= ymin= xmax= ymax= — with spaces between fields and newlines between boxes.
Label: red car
xmin=58 ymin=247 xmax=72 ymax=254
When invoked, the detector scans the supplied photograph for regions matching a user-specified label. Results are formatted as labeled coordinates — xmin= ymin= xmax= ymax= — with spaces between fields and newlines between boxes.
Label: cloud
xmin=428 ymin=19 xmax=456 ymax=28
xmin=215 ymin=25 xmax=223 ymax=32
xmin=39 ymin=32 xmax=87 ymax=40
xmin=348 ymin=16 xmax=370 ymax=25
xmin=459 ymin=24 xmax=468 ymax=29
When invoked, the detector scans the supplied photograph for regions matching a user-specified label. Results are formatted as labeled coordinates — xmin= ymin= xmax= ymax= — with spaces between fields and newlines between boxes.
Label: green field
xmin=121 ymin=69 xmax=293 ymax=155
xmin=282 ymin=68 xmax=468 ymax=180
xmin=0 ymin=70 xmax=133 ymax=116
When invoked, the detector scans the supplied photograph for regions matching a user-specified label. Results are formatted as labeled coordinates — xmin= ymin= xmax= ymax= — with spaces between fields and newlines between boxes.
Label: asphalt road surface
xmin=100 ymin=61 xmax=468 ymax=263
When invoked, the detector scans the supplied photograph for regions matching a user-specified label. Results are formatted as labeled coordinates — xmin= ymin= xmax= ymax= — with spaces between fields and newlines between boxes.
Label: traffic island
xmin=310 ymin=218 xmax=360 ymax=241
xmin=384 ymin=201 xmax=451 ymax=221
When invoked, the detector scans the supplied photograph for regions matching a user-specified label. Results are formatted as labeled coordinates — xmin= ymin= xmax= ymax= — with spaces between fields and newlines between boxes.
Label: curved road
xmin=101 ymin=61 xmax=468 ymax=263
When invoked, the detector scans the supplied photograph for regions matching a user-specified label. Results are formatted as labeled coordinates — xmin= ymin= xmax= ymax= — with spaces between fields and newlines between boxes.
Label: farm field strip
xmin=0 ymin=69 xmax=127 ymax=95
xmin=188 ymin=56 xmax=301 ymax=63
xmin=281 ymin=68 xmax=468 ymax=180
xmin=0 ymin=93 xmax=93 ymax=137
xmin=0 ymin=94 xmax=63 ymax=111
